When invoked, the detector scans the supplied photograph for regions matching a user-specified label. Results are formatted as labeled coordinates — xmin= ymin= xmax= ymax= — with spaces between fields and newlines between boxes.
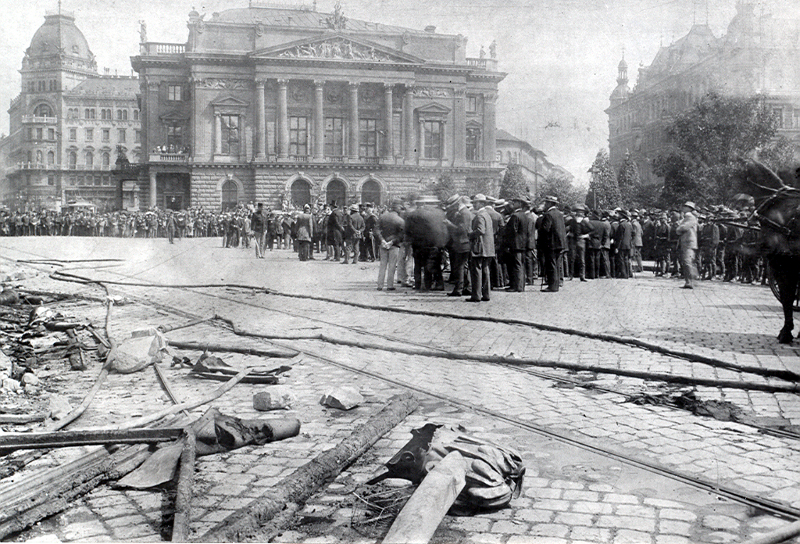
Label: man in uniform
xmin=444 ymin=194 xmax=472 ymax=297
xmin=252 ymin=203 xmax=267 ymax=258
xmin=503 ymin=195 xmax=531 ymax=292
xmin=570 ymin=204 xmax=591 ymax=281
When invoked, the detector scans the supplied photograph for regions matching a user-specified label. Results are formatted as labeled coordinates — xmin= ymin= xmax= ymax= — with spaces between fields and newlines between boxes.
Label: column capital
xmin=383 ymin=83 xmax=394 ymax=91
xmin=453 ymin=87 xmax=466 ymax=98
xmin=277 ymin=78 xmax=289 ymax=87
xmin=483 ymin=91 xmax=498 ymax=103
xmin=313 ymin=79 xmax=326 ymax=89
xmin=255 ymin=79 xmax=266 ymax=88
xmin=348 ymin=81 xmax=360 ymax=90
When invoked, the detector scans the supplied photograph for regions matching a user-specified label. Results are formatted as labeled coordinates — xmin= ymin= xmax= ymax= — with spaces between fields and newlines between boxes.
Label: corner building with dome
xmin=131 ymin=4 xmax=506 ymax=211
xmin=6 ymin=10 xmax=141 ymax=211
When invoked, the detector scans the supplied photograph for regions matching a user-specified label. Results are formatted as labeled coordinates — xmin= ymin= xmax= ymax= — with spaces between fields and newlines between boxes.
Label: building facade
xmin=606 ymin=1 xmax=800 ymax=184
xmin=131 ymin=4 xmax=505 ymax=211
xmin=4 ymin=10 xmax=141 ymax=211
xmin=495 ymin=129 xmax=573 ymax=197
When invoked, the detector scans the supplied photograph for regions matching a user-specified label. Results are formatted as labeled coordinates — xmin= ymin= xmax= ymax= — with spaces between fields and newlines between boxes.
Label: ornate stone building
xmin=131 ymin=4 xmax=505 ymax=210
xmin=4 ymin=10 xmax=141 ymax=211
xmin=606 ymin=1 xmax=800 ymax=184
xmin=495 ymin=129 xmax=573 ymax=197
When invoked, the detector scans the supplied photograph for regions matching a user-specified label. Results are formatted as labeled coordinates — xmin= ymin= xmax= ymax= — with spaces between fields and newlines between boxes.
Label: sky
xmin=0 ymin=0 xmax=794 ymax=184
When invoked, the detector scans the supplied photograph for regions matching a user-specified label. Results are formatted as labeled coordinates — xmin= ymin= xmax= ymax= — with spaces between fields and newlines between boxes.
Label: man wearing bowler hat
xmin=539 ymin=195 xmax=567 ymax=292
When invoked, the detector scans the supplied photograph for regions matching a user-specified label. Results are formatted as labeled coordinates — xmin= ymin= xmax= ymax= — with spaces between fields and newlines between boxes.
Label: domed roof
xmin=618 ymin=58 xmax=628 ymax=71
xmin=27 ymin=12 xmax=92 ymax=62
xmin=610 ymin=83 xmax=630 ymax=102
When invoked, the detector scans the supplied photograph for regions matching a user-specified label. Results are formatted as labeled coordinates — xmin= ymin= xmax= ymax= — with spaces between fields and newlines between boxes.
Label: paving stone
xmin=490 ymin=520 xmax=531 ymax=534
xmin=569 ymin=526 xmax=612 ymax=542
xmin=702 ymin=515 xmax=741 ymax=531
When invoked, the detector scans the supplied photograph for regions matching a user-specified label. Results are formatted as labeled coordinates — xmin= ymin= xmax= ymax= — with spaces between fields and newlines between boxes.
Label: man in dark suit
xmin=613 ymin=210 xmax=633 ymax=278
xmin=503 ymin=196 xmax=530 ymax=292
xmin=538 ymin=195 xmax=567 ymax=292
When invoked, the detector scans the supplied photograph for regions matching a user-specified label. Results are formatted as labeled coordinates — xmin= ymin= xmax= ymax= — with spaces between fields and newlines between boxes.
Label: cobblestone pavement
xmin=1 ymin=237 xmax=799 ymax=544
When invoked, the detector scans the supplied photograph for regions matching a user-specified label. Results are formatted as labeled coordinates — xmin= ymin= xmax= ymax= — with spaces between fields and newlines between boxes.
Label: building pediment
xmin=466 ymin=120 xmax=483 ymax=129
xmin=416 ymin=102 xmax=451 ymax=115
xmin=251 ymin=34 xmax=424 ymax=64
xmin=209 ymin=95 xmax=249 ymax=108
xmin=160 ymin=109 xmax=190 ymax=121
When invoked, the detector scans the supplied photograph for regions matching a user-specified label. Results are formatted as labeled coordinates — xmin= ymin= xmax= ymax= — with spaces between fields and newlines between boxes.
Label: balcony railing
xmin=149 ymin=153 xmax=189 ymax=163
xmin=13 ymin=162 xmax=61 ymax=171
xmin=327 ymin=155 xmax=346 ymax=163
xmin=290 ymin=155 xmax=309 ymax=162
xmin=465 ymin=58 xmax=498 ymax=71
xmin=22 ymin=115 xmax=58 ymax=124
xmin=467 ymin=160 xmax=496 ymax=168
xmin=362 ymin=156 xmax=380 ymax=165
xmin=141 ymin=42 xmax=186 ymax=55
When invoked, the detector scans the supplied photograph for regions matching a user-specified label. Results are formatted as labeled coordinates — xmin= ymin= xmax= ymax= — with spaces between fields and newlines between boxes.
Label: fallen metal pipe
xmin=740 ymin=520 xmax=800 ymax=544
xmin=0 ymin=427 xmax=184 ymax=452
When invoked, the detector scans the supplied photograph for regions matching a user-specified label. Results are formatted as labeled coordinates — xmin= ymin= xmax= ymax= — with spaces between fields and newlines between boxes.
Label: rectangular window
xmin=135 ymin=130 xmax=142 ymax=144
xmin=794 ymin=110 xmax=800 ymax=129
xmin=467 ymin=95 xmax=478 ymax=113
xmin=48 ymin=128 xmax=55 ymax=140
xmin=392 ymin=112 xmax=402 ymax=157
xmin=36 ymin=127 xmax=43 ymax=140
xmin=27 ymin=128 xmax=33 ymax=141
xmin=466 ymin=128 xmax=481 ymax=161
xmin=102 ymin=129 xmax=110 ymax=142
xmin=773 ymin=108 xmax=784 ymax=129
xmin=359 ymin=118 xmax=378 ymax=158
xmin=85 ymin=128 xmax=93 ymax=141
xmin=168 ymin=85 xmax=182 ymax=101
xmin=423 ymin=121 xmax=442 ymax=159
xmin=118 ymin=128 xmax=126 ymax=142
xmin=221 ymin=115 xmax=240 ymax=155
xmin=85 ymin=108 xmax=95 ymax=119
xmin=48 ymin=175 xmax=55 ymax=186
xmin=288 ymin=116 xmax=307 ymax=156
xmin=69 ymin=128 xmax=77 ymax=141
xmin=324 ymin=117 xmax=344 ymax=157
xmin=166 ymin=124 xmax=182 ymax=148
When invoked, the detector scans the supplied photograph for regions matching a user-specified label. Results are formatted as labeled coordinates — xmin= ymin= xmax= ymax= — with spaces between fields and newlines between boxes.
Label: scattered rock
xmin=320 ymin=386 xmax=364 ymax=410
xmin=253 ymin=386 xmax=296 ymax=411
xmin=1 ymin=378 xmax=21 ymax=393
xmin=21 ymin=373 xmax=40 ymax=386
xmin=107 ymin=331 xmax=169 ymax=373
xmin=48 ymin=394 xmax=73 ymax=420
xmin=69 ymin=352 xmax=88 ymax=371
xmin=0 ymin=350 xmax=11 ymax=376
xmin=0 ymin=288 xmax=20 ymax=305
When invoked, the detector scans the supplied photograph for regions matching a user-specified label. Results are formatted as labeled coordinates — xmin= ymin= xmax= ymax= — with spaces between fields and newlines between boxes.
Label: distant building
xmin=495 ymin=129 xmax=572 ymax=196
xmin=131 ymin=4 xmax=505 ymax=210
xmin=3 ymin=10 xmax=141 ymax=211
xmin=606 ymin=1 xmax=800 ymax=183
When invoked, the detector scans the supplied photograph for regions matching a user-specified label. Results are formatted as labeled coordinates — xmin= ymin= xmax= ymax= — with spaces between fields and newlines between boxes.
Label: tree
xmin=617 ymin=153 xmax=641 ymax=207
xmin=426 ymin=173 xmax=457 ymax=203
xmin=498 ymin=164 xmax=528 ymax=200
xmin=654 ymin=92 xmax=786 ymax=206
xmin=538 ymin=174 xmax=585 ymax=209
xmin=465 ymin=177 xmax=496 ymax=199
xmin=586 ymin=149 xmax=620 ymax=209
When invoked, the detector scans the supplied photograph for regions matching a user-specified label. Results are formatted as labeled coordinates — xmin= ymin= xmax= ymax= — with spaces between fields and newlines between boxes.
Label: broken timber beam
xmin=197 ymin=391 xmax=419 ymax=543
xmin=0 ymin=427 xmax=184 ymax=452
xmin=167 ymin=340 xmax=297 ymax=359
xmin=382 ymin=451 xmax=467 ymax=544
xmin=740 ymin=520 xmax=800 ymax=544
xmin=172 ymin=428 xmax=197 ymax=543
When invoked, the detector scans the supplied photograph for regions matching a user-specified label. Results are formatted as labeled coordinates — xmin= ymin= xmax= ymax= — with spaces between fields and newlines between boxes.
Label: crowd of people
xmin=1 ymin=194 xmax=767 ymax=296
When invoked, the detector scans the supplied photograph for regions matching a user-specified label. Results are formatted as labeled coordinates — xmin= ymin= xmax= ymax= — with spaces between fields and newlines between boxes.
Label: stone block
xmin=320 ymin=386 xmax=364 ymax=410
xmin=253 ymin=386 xmax=296 ymax=410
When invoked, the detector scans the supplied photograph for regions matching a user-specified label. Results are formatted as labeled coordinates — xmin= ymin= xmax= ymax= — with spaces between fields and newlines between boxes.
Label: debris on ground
xmin=107 ymin=329 xmax=170 ymax=374
xmin=320 ymin=385 xmax=364 ymax=410
xmin=253 ymin=386 xmax=296 ymax=410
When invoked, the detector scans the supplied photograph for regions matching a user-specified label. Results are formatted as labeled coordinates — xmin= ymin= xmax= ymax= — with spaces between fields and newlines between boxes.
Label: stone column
xmin=453 ymin=88 xmax=465 ymax=165
xmin=277 ymin=79 xmax=289 ymax=159
xmin=256 ymin=80 xmax=266 ymax=159
xmin=418 ymin=118 xmax=426 ymax=159
xmin=483 ymin=91 xmax=497 ymax=163
xmin=383 ymin=84 xmax=394 ymax=160
xmin=348 ymin=82 xmax=359 ymax=161
xmin=145 ymin=80 xmax=160 ymax=161
xmin=214 ymin=113 xmax=222 ymax=155
xmin=149 ymin=170 xmax=157 ymax=209
xmin=313 ymin=80 xmax=325 ymax=161
xmin=403 ymin=86 xmax=414 ymax=162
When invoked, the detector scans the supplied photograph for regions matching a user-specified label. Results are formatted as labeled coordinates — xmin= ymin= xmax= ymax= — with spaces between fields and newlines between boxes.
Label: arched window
xmin=33 ymin=104 xmax=53 ymax=117
xmin=27 ymin=151 xmax=32 ymax=164
xmin=102 ymin=152 xmax=110 ymax=168
xmin=85 ymin=151 xmax=93 ymax=168
xmin=35 ymin=150 xmax=43 ymax=164
xmin=47 ymin=151 xmax=55 ymax=165
xmin=133 ymin=110 xmax=139 ymax=121
xmin=221 ymin=180 xmax=238 ymax=210
xmin=290 ymin=179 xmax=311 ymax=208
xmin=326 ymin=178 xmax=346 ymax=207
xmin=361 ymin=179 xmax=381 ymax=206
xmin=68 ymin=151 xmax=77 ymax=169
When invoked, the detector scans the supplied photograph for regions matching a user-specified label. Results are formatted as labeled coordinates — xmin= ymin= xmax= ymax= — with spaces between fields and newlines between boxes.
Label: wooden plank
xmin=0 ymin=428 xmax=184 ymax=451
xmin=172 ymin=429 xmax=196 ymax=542
xmin=382 ymin=451 xmax=467 ymax=544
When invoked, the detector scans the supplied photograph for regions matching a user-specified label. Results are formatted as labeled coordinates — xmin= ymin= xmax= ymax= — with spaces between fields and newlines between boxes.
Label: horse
xmin=735 ymin=160 xmax=800 ymax=343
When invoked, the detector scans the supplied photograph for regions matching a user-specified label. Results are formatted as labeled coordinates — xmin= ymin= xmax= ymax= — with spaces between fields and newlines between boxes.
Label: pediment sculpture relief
xmin=278 ymin=38 xmax=391 ymax=62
